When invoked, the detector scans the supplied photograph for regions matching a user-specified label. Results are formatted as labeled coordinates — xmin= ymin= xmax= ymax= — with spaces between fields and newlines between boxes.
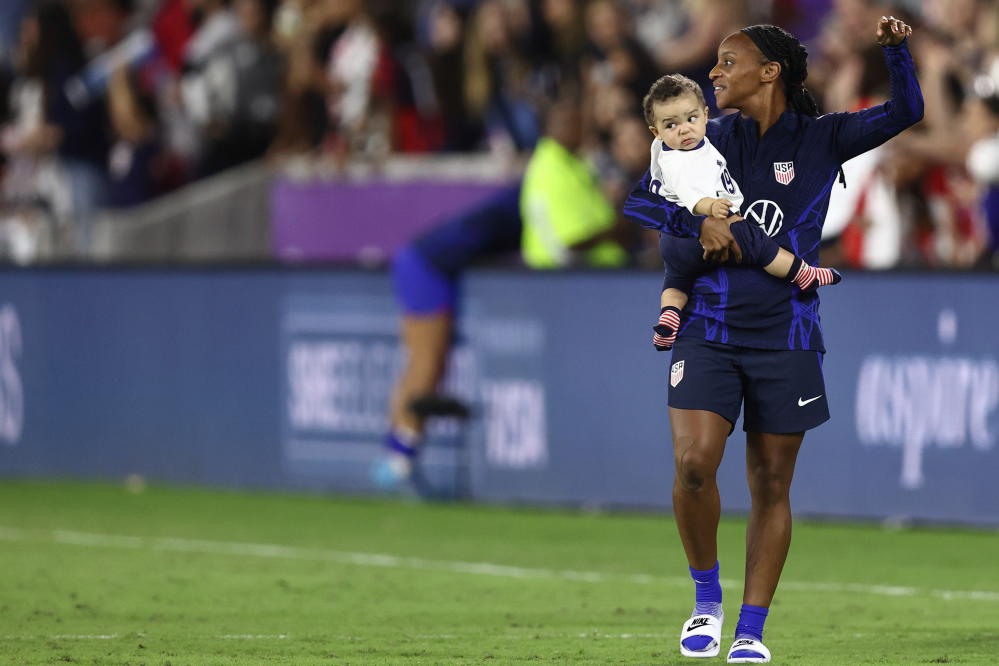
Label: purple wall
xmin=271 ymin=178 xmax=515 ymax=262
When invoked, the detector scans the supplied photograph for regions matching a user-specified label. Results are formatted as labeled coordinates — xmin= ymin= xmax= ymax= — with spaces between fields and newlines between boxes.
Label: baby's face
xmin=649 ymin=93 xmax=709 ymax=150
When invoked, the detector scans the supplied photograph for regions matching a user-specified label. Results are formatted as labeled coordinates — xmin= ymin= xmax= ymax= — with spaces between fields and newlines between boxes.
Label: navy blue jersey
xmin=624 ymin=42 xmax=922 ymax=352
xmin=410 ymin=185 xmax=522 ymax=277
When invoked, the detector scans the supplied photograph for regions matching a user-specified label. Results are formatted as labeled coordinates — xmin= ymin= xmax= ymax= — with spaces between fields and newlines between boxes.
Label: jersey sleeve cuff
xmin=880 ymin=38 xmax=909 ymax=52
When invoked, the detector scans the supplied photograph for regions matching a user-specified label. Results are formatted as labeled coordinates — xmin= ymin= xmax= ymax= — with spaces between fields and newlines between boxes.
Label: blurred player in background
xmin=375 ymin=90 xmax=627 ymax=487
xmin=624 ymin=16 xmax=922 ymax=663
xmin=372 ymin=185 xmax=521 ymax=488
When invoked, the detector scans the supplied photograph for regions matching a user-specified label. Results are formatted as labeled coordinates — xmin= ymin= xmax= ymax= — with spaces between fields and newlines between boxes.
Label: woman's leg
xmin=742 ymin=430 xmax=805 ymax=606
xmin=373 ymin=243 xmax=458 ymax=487
xmin=390 ymin=312 xmax=453 ymax=434
xmin=725 ymin=430 xmax=804 ymax=659
xmin=668 ymin=407 xmax=732 ymax=570
xmin=388 ymin=242 xmax=459 ymax=435
xmin=670 ymin=407 xmax=732 ymax=655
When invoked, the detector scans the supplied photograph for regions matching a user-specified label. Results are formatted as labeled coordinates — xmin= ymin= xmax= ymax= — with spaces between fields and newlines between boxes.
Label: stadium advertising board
xmin=282 ymin=290 xmax=464 ymax=493
xmin=0 ymin=269 xmax=995 ymax=524
xmin=0 ymin=304 xmax=23 ymax=446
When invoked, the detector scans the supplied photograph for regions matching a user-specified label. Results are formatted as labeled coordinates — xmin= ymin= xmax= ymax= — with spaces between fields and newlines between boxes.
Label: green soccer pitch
xmin=0 ymin=480 xmax=996 ymax=665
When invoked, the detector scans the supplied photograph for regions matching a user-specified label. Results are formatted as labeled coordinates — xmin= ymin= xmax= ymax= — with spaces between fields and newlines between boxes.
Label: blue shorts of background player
xmin=392 ymin=185 xmax=521 ymax=315
xmin=392 ymin=244 xmax=460 ymax=315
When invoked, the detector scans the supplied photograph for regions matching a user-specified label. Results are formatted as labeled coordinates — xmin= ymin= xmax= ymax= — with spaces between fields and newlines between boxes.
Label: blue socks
xmin=385 ymin=428 xmax=419 ymax=457
xmin=691 ymin=562 xmax=723 ymax=616
xmin=730 ymin=604 xmax=769 ymax=660
xmin=682 ymin=562 xmax=723 ymax=652
xmin=735 ymin=603 xmax=768 ymax=641
xmin=681 ymin=564 xmax=771 ymax=660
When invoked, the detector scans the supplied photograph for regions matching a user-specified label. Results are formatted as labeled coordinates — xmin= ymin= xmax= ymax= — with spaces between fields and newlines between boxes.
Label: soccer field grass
xmin=1 ymin=481 xmax=997 ymax=664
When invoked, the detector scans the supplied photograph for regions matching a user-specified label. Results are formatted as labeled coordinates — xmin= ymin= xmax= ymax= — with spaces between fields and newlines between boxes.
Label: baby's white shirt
xmin=648 ymin=136 xmax=744 ymax=215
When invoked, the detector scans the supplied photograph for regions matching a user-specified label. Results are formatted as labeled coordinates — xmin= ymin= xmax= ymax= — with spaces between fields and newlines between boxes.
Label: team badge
xmin=773 ymin=161 xmax=795 ymax=185
xmin=670 ymin=360 xmax=685 ymax=388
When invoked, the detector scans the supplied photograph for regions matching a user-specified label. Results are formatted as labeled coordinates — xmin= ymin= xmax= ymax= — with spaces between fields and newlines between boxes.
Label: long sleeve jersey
xmin=623 ymin=41 xmax=923 ymax=352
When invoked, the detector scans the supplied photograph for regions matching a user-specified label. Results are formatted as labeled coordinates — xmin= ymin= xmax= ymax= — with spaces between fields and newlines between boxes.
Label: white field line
xmin=51 ymin=634 xmax=118 ymax=639
xmin=0 ymin=632 xmax=672 ymax=642
xmin=0 ymin=635 xmax=120 ymax=640
xmin=217 ymin=634 xmax=289 ymax=639
xmin=0 ymin=634 xmax=287 ymax=641
xmin=0 ymin=526 xmax=995 ymax=603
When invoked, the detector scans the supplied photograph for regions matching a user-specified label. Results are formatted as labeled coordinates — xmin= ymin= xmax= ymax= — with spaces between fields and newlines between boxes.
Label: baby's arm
xmin=692 ymin=197 xmax=734 ymax=219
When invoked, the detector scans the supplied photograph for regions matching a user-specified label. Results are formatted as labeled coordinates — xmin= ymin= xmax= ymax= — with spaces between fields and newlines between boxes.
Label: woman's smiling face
xmin=709 ymin=32 xmax=769 ymax=110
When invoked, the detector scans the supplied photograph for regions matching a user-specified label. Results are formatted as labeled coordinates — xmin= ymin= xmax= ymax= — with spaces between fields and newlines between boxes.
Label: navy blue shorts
xmin=667 ymin=336 xmax=829 ymax=433
xmin=392 ymin=244 xmax=458 ymax=314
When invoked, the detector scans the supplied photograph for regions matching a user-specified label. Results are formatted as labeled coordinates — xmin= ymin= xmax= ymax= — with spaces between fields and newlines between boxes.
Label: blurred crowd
xmin=0 ymin=0 xmax=997 ymax=268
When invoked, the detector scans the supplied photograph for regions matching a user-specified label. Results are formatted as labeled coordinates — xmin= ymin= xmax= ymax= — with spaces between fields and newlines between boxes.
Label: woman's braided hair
xmin=741 ymin=24 xmax=819 ymax=118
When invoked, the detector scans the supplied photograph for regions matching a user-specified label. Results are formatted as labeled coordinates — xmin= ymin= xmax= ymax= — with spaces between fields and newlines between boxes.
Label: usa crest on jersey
xmin=773 ymin=161 xmax=795 ymax=185
xmin=670 ymin=360 xmax=685 ymax=387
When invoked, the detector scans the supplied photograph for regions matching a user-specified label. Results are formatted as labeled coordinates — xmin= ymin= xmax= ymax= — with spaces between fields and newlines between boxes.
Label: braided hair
xmin=741 ymin=24 xmax=846 ymax=185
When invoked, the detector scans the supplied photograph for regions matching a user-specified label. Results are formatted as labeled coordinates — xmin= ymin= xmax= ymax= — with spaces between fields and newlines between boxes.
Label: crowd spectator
xmin=1 ymin=0 xmax=109 ymax=257
xmin=182 ymin=0 xmax=284 ymax=176
xmin=105 ymin=65 xmax=158 ymax=207
xmin=418 ymin=1 xmax=480 ymax=151
xmin=966 ymin=76 xmax=999 ymax=268
xmin=462 ymin=0 xmax=543 ymax=154
xmin=0 ymin=1 xmax=30 ymax=64
xmin=0 ymin=0 xmax=996 ymax=270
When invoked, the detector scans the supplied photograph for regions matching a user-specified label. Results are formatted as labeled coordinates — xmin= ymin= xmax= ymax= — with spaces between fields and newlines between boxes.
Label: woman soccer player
xmin=623 ymin=16 xmax=922 ymax=663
